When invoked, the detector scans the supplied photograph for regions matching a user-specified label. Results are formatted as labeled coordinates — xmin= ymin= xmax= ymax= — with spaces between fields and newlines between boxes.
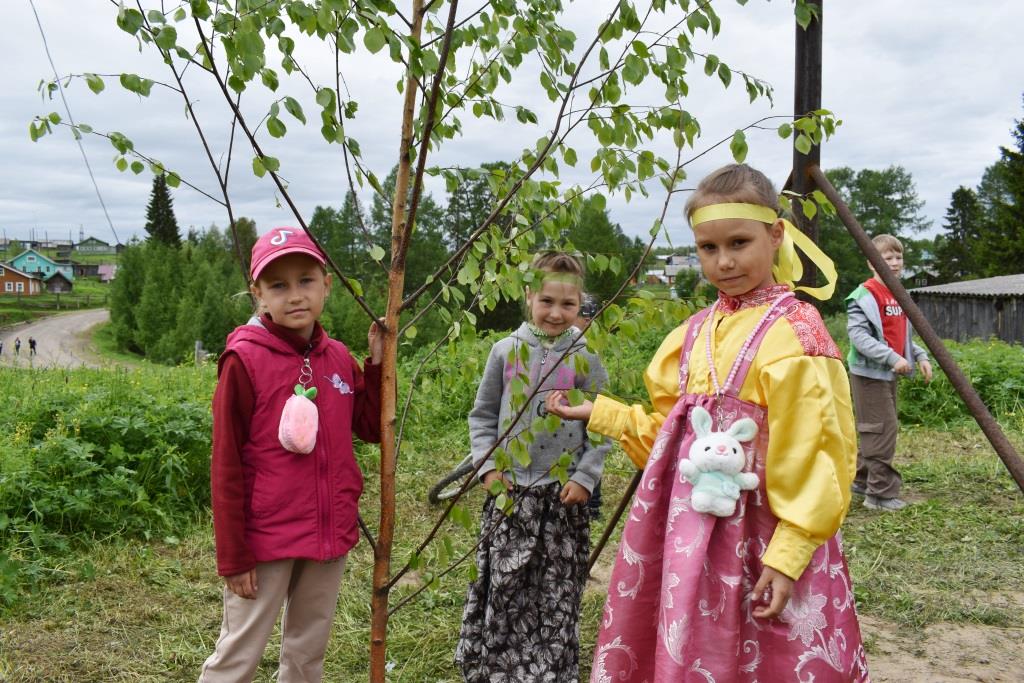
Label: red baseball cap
xmin=250 ymin=227 xmax=326 ymax=281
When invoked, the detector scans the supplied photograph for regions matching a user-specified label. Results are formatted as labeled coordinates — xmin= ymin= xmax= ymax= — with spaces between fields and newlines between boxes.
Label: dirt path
xmin=0 ymin=308 xmax=110 ymax=368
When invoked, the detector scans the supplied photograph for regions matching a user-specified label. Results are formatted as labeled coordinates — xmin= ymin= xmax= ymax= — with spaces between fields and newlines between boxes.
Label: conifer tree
xmin=144 ymin=173 xmax=181 ymax=247
xmin=933 ymin=187 xmax=983 ymax=282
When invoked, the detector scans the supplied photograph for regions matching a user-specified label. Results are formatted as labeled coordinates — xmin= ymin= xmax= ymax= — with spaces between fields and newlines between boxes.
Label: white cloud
xmin=3 ymin=0 xmax=1022 ymax=249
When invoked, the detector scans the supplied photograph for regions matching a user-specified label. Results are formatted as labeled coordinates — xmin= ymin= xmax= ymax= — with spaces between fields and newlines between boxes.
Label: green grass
xmin=0 ymin=280 xmax=110 ymax=327
xmin=843 ymin=423 xmax=1024 ymax=629
xmin=0 ymin=331 xmax=1022 ymax=681
xmin=91 ymin=322 xmax=146 ymax=366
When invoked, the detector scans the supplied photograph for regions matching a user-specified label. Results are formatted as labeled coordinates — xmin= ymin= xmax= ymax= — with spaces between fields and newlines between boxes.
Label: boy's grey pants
xmin=850 ymin=374 xmax=902 ymax=499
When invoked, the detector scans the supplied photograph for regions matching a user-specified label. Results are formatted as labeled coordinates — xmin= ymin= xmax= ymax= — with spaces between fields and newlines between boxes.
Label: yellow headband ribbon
xmin=689 ymin=202 xmax=837 ymax=300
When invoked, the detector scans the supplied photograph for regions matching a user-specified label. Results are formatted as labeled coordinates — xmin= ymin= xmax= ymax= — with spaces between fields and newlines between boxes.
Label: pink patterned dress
xmin=591 ymin=293 xmax=870 ymax=683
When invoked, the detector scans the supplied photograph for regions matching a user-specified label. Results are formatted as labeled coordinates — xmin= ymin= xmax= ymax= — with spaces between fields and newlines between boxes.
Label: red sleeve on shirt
xmin=352 ymin=358 xmax=382 ymax=444
xmin=211 ymin=352 xmax=257 ymax=577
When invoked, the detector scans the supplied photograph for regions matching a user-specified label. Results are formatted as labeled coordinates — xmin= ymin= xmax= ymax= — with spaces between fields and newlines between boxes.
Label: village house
xmin=7 ymin=248 xmax=75 ymax=282
xmin=74 ymin=236 xmax=120 ymax=255
xmin=0 ymin=263 xmax=43 ymax=296
xmin=911 ymin=273 xmax=1024 ymax=345
xmin=97 ymin=263 xmax=119 ymax=282
xmin=43 ymin=271 xmax=74 ymax=294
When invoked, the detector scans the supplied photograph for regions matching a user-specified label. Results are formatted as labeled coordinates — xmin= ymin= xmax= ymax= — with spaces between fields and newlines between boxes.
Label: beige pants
xmin=198 ymin=557 xmax=346 ymax=683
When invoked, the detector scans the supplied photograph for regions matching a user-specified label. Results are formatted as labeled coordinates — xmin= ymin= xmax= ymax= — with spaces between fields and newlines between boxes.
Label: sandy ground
xmin=0 ymin=308 xmax=110 ymax=369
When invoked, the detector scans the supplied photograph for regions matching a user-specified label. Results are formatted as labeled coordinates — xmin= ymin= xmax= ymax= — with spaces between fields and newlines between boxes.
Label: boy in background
xmin=846 ymin=234 xmax=932 ymax=511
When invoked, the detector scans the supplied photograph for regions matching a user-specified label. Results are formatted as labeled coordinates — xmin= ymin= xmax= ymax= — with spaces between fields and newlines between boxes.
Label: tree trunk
xmin=369 ymin=2 xmax=424 ymax=681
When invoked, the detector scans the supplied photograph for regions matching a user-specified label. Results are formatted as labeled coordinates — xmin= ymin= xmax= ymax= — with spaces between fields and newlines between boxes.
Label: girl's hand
xmin=225 ymin=569 xmax=258 ymax=600
xmin=918 ymin=359 xmax=933 ymax=383
xmin=750 ymin=566 xmax=794 ymax=619
xmin=560 ymin=481 xmax=590 ymax=506
xmin=367 ymin=319 xmax=384 ymax=365
xmin=482 ymin=470 xmax=510 ymax=493
xmin=545 ymin=390 xmax=594 ymax=422
xmin=892 ymin=357 xmax=911 ymax=375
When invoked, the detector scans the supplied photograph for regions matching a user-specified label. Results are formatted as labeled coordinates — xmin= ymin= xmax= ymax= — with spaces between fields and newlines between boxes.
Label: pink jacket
xmin=219 ymin=321 xmax=380 ymax=567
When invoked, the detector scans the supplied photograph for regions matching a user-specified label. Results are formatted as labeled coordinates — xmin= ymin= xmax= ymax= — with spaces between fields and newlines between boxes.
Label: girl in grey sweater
xmin=455 ymin=252 xmax=610 ymax=682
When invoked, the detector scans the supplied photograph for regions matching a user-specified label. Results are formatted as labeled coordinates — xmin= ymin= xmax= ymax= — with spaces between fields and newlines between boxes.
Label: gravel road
xmin=0 ymin=309 xmax=111 ymax=368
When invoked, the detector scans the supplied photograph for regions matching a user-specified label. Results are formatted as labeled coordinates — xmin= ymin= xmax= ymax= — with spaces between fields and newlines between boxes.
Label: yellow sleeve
xmin=587 ymin=324 xmax=687 ymax=469
xmin=759 ymin=355 xmax=857 ymax=579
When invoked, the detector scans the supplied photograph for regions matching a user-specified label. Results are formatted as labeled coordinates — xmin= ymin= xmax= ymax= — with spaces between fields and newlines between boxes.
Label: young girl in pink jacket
xmin=200 ymin=227 xmax=382 ymax=682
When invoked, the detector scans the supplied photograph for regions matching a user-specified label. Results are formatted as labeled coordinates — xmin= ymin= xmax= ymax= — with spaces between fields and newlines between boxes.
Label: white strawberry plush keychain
xmin=279 ymin=358 xmax=319 ymax=454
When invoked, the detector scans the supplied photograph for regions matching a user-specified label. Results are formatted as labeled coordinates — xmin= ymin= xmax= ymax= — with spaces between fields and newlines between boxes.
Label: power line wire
xmin=28 ymin=0 xmax=122 ymax=246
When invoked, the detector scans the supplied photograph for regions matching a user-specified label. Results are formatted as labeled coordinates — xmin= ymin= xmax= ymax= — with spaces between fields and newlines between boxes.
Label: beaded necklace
xmin=704 ymin=293 xmax=792 ymax=428
xmin=527 ymin=322 xmax=575 ymax=346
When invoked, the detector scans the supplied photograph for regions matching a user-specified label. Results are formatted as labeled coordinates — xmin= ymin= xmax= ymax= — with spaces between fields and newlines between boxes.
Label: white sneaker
xmin=864 ymin=495 xmax=907 ymax=511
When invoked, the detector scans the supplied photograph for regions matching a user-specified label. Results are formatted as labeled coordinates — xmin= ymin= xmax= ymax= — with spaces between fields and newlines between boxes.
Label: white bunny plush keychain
xmin=678 ymin=406 xmax=760 ymax=517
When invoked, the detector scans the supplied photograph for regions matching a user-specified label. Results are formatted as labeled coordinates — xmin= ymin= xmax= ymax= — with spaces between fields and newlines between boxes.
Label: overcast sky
xmin=3 ymin=1 xmax=1023 ymax=249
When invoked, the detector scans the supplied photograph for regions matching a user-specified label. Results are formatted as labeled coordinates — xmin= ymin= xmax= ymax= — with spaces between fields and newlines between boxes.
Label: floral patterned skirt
xmin=455 ymin=482 xmax=591 ymax=683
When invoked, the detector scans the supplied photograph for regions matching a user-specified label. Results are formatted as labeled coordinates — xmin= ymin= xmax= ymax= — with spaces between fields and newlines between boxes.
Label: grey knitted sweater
xmin=468 ymin=323 xmax=611 ymax=493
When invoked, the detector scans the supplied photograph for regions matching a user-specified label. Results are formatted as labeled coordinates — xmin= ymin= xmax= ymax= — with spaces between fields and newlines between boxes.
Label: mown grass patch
xmin=1 ymin=328 xmax=1021 ymax=680
xmin=844 ymin=422 xmax=1024 ymax=629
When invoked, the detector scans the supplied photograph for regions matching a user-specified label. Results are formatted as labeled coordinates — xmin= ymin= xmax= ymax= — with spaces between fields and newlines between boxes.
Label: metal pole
xmin=808 ymin=165 xmax=1024 ymax=493
xmin=588 ymin=469 xmax=642 ymax=572
xmin=791 ymin=0 xmax=823 ymax=289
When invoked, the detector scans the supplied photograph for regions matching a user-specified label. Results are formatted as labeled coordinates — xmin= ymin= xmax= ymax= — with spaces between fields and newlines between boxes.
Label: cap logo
xmin=270 ymin=229 xmax=294 ymax=246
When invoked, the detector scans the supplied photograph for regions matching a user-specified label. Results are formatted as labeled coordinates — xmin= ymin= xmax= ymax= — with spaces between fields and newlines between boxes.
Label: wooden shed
xmin=910 ymin=274 xmax=1024 ymax=344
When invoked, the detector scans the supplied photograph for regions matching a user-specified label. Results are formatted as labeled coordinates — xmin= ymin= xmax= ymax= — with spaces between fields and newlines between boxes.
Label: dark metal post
xmin=791 ymin=2 xmax=823 ymax=289
xmin=589 ymin=470 xmax=642 ymax=572
xmin=809 ymin=165 xmax=1024 ymax=493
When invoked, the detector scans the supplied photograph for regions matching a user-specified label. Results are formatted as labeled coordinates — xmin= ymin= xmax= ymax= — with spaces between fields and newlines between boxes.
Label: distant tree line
xmin=110 ymin=165 xmax=648 ymax=363
xmin=931 ymin=94 xmax=1024 ymax=283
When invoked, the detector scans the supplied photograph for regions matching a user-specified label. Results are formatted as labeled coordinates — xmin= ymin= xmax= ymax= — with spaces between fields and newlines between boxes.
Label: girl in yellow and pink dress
xmin=549 ymin=164 xmax=870 ymax=682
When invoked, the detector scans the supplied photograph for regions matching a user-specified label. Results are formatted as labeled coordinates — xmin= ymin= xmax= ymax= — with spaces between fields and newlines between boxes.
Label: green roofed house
xmin=8 ymin=248 xmax=75 ymax=282
xmin=74 ymin=236 xmax=118 ymax=254
xmin=43 ymin=270 xmax=74 ymax=294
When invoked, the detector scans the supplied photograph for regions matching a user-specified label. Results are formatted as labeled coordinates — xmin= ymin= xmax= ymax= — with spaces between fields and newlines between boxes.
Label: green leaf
xmin=130 ymin=160 xmax=145 ymax=174
xmin=704 ymin=54 xmax=719 ymax=76
xmin=190 ymin=0 xmax=212 ymax=20
xmin=117 ymin=7 xmax=144 ymax=35
xmin=166 ymin=173 xmax=181 ymax=188
xmin=85 ymin=73 xmax=105 ymax=94
xmin=405 ymin=325 xmax=417 ymax=339
xmin=263 ymin=156 xmax=280 ymax=172
xmin=267 ymin=116 xmax=287 ymax=138
xmin=48 ymin=112 xmax=61 ymax=124
xmin=345 ymin=277 xmax=363 ymax=297
xmin=261 ymin=69 xmax=279 ymax=91
xmin=801 ymin=198 xmax=817 ymax=219
xmin=364 ymin=27 xmax=386 ymax=54
xmin=777 ymin=123 xmax=793 ymax=139
xmin=729 ymin=130 xmax=748 ymax=163
xmin=173 ymin=7 xmax=187 ymax=22
xmin=316 ymin=87 xmax=337 ymax=110
xmin=154 ymin=26 xmax=177 ymax=51
xmin=115 ymin=157 xmax=128 ymax=172
xmin=717 ymin=63 xmax=732 ymax=88
xmin=252 ymin=156 xmax=266 ymax=177
xmin=283 ymin=96 xmax=306 ymax=124
xmin=795 ymin=133 xmax=813 ymax=155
